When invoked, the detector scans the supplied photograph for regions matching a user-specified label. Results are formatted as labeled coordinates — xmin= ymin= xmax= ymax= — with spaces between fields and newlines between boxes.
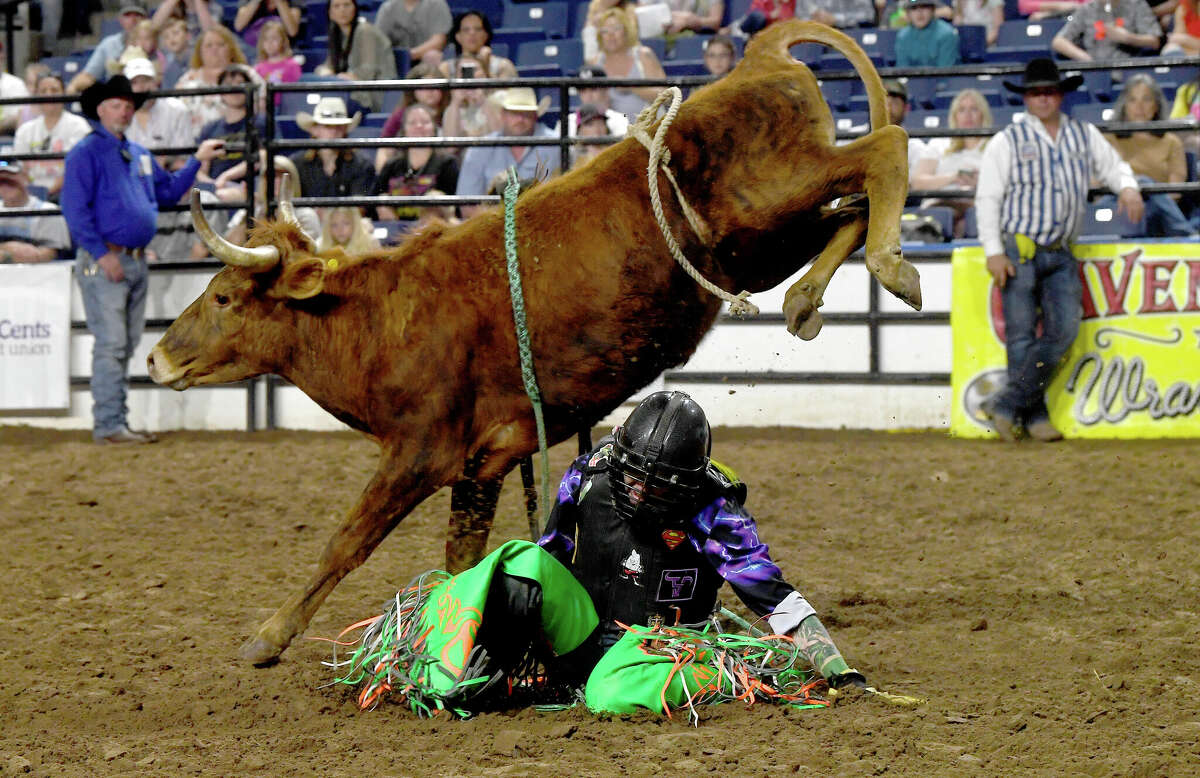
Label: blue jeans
xmin=75 ymin=249 xmax=148 ymax=439
xmin=1098 ymin=176 xmax=1194 ymax=237
xmin=992 ymin=236 xmax=1082 ymax=425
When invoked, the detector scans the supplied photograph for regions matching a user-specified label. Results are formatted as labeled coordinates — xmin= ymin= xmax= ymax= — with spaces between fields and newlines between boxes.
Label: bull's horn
xmin=190 ymin=189 xmax=280 ymax=270
xmin=275 ymin=174 xmax=317 ymax=253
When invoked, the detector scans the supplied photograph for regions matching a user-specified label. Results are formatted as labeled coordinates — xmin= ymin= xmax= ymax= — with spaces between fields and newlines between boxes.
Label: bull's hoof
xmin=868 ymin=251 xmax=923 ymax=311
xmin=239 ymin=636 xmax=285 ymax=667
xmin=784 ymin=285 xmax=825 ymax=340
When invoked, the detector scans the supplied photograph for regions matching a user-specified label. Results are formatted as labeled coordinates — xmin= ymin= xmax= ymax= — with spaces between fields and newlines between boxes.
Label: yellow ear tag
xmin=327 ymin=258 xmax=339 ymax=270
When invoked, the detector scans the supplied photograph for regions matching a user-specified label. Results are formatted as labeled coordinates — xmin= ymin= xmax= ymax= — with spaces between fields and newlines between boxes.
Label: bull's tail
xmin=745 ymin=20 xmax=890 ymax=133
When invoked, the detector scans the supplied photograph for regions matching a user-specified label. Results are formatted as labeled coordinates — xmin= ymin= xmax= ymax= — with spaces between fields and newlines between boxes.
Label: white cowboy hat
xmin=297 ymin=96 xmax=362 ymax=132
xmin=498 ymin=87 xmax=551 ymax=116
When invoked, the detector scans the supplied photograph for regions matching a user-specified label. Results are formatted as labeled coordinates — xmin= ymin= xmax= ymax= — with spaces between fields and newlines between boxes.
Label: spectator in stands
xmin=318 ymin=206 xmax=380 ymax=252
xmin=733 ymin=0 xmax=795 ymax=35
xmin=582 ymin=0 xmax=639 ymax=63
xmin=378 ymin=61 xmax=448 ymax=169
xmin=160 ymin=18 xmax=193 ymax=89
xmin=589 ymin=7 xmax=668 ymax=122
xmin=895 ymin=0 xmax=962 ymax=67
xmin=0 ymin=45 xmax=28 ymax=135
xmin=233 ymin=0 xmax=302 ymax=46
xmin=572 ymin=103 xmax=617 ymax=167
xmin=1170 ymin=69 xmax=1199 ymax=156
xmin=558 ymin=65 xmax=630 ymax=138
xmin=176 ymin=25 xmax=254 ymax=134
xmin=882 ymin=79 xmax=928 ymax=182
xmin=455 ymin=87 xmax=561 ymax=218
xmin=703 ymin=34 xmax=738 ymax=77
xmin=197 ymin=65 xmax=264 ymax=184
xmin=224 ymin=152 xmax=322 ymax=244
xmin=13 ymin=73 xmax=89 ymax=200
xmin=1162 ymin=0 xmax=1200 ymax=54
xmin=0 ymin=160 xmax=71 ymax=263
xmin=290 ymin=97 xmax=376 ymax=198
xmin=442 ymin=59 xmax=502 ymax=145
xmin=254 ymin=19 xmax=302 ymax=101
xmin=63 ymin=75 xmax=224 ymax=444
xmin=414 ymin=189 xmax=459 ymax=228
xmin=125 ymin=58 xmax=196 ymax=171
xmin=1051 ymin=0 xmax=1162 ymax=61
xmin=152 ymin=0 xmax=222 ymax=37
xmin=374 ymin=102 xmax=459 ymax=219
xmin=1102 ymin=74 xmax=1194 ymax=236
xmin=67 ymin=1 xmax=148 ymax=94
xmin=975 ymin=58 xmax=1141 ymax=442
xmin=953 ymin=0 xmax=1004 ymax=47
xmin=317 ymin=0 xmax=400 ymax=112
xmin=663 ymin=0 xmax=725 ymax=34
xmin=374 ymin=0 xmax=452 ymax=64
xmin=793 ymin=0 xmax=885 ymax=29
xmin=1021 ymin=0 xmax=1087 ymax=19
xmin=912 ymin=89 xmax=992 ymax=237
xmin=438 ymin=10 xmax=517 ymax=80
xmin=18 ymin=63 xmax=50 ymax=127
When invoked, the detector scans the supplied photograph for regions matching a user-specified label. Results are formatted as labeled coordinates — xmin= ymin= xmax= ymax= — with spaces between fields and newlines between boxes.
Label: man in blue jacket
xmin=62 ymin=75 xmax=225 ymax=444
xmin=895 ymin=0 xmax=962 ymax=67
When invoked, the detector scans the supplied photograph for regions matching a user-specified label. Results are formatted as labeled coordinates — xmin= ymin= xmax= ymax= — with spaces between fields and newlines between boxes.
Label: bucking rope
xmin=627 ymin=87 xmax=759 ymax=318
xmin=504 ymin=167 xmax=552 ymax=540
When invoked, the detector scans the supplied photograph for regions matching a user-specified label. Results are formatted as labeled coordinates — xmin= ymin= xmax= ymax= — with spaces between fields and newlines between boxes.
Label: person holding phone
xmin=62 ymin=75 xmax=225 ymax=444
xmin=911 ymin=88 xmax=994 ymax=238
xmin=438 ymin=10 xmax=517 ymax=80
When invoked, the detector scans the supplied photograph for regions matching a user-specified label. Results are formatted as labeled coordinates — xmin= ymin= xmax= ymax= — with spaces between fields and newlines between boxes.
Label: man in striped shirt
xmin=974 ymin=58 xmax=1142 ymax=442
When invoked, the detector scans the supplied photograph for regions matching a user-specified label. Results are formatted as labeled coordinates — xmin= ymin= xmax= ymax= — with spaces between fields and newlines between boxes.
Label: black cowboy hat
xmin=1003 ymin=58 xmax=1083 ymax=94
xmin=79 ymin=75 xmax=148 ymax=121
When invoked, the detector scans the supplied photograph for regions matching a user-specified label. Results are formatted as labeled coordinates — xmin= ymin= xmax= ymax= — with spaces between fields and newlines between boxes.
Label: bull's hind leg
xmin=836 ymin=125 xmax=922 ymax=311
xmin=240 ymin=446 xmax=451 ymax=666
xmin=783 ymin=203 xmax=870 ymax=340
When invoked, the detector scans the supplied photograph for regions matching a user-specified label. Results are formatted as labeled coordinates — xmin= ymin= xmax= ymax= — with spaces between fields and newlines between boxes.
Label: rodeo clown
xmin=325 ymin=392 xmax=911 ymax=720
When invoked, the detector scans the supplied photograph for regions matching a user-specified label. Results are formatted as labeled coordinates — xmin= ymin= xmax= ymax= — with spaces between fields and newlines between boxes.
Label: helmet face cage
xmin=610 ymin=391 xmax=711 ymax=529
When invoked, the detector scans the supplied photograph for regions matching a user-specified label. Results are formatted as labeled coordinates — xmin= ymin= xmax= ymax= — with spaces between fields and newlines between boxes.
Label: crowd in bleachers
xmin=0 ymin=0 xmax=1197 ymax=261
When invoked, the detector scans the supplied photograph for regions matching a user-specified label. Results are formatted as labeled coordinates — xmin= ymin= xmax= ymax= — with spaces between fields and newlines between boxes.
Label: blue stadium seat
xmin=671 ymin=35 xmax=712 ymax=61
xmin=304 ymin=3 xmax=330 ymax=45
xmin=902 ymin=207 xmax=954 ymax=242
xmin=1082 ymin=201 xmax=1145 ymax=238
xmin=1122 ymin=64 xmax=1187 ymax=91
xmin=847 ymin=27 xmax=896 ymax=66
xmin=442 ymin=41 xmax=510 ymax=61
xmin=1003 ymin=0 xmax=1021 ymax=18
xmin=1079 ymin=69 xmax=1113 ymax=102
xmin=276 ymin=117 xmax=306 ymax=139
xmin=517 ymin=63 xmax=563 ymax=78
xmin=643 ymin=37 xmax=667 ymax=62
xmin=984 ymin=46 xmax=1053 ymax=65
xmin=789 ymin=42 xmax=824 ymax=68
xmin=493 ymin=26 xmax=550 ymax=51
xmin=373 ymin=220 xmax=415 ymax=247
xmin=516 ymin=37 xmax=583 ymax=71
xmin=724 ymin=0 xmax=752 ymax=28
xmin=379 ymin=90 xmax=404 ymax=116
xmin=450 ymin=0 xmax=505 ymax=28
xmin=907 ymin=76 xmax=939 ymax=110
xmin=394 ymin=48 xmax=411 ymax=77
xmin=962 ymin=207 xmax=978 ymax=239
xmin=279 ymin=90 xmax=322 ymax=116
xmin=38 ymin=55 xmax=82 ymax=78
xmin=989 ymin=105 xmax=1021 ymax=127
xmin=903 ymin=108 xmax=946 ymax=132
xmin=502 ymin=0 xmax=569 ymax=37
xmin=821 ymin=79 xmax=854 ymax=112
xmin=995 ymin=17 xmax=1065 ymax=48
xmin=832 ymin=111 xmax=869 ymax=134
xmin=958 ymin=25 xmax=987 ymax=63
xmin=663 ymin=60 xmax=708 ymax=77
xmin=294 ymin=48 xmax=325 ymax=73
xmin=1070 ymin=102 xmax=1116 ymax=124
xmin=566 ymin=0 xmax=590 ymax=37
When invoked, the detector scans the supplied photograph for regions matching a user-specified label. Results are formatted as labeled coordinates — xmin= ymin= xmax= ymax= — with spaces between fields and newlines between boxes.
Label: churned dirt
xmin=0 ymin=425 xmax=1197 ymax=776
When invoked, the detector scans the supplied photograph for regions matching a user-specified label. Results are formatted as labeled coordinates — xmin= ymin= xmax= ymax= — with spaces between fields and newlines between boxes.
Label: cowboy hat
xmin=296 ymin=96 xmax=362 ymax=132
xmin=1003 ymin=58 xmax=1083 ymax=94
xmin=80 ymin=75 xmax=148 ymax=121
xmin=499 ymin=87 xmax=551 ymax=115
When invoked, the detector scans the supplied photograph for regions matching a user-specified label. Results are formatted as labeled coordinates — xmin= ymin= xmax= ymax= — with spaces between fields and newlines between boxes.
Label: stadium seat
xmin=724 ymin=0 xmax=752 ymax=28
xmin=957 ymin=25 xmax=987 ymax=63
xmin=995 ymin=17 xmax=1065 ymax=48
xmin=1070 ymin=102 xmax=1116 ymax=124
xmin=847 ymin=27 xmax=896 ymax=66
xmin=902 ymin=207 xmax=955 ymax=242
xmin=279 ymin=90 xmax=323 ymax=116
xmin=1078 ymin=69 xmax=1113 ymax=102
xmin=1123 ymin=64 xmax=1187 ymax=91
xmin=789 ymin=42 xmax=823 ymax=68
xmin=517 ymin=63 xmax=563 ymax=78
xmin=373 ymin=220 xmax=414 ymax=247
xmin=832 ymin=110 xmax=869 ymax=134
xmin=516 ymin=38 xmax=583 ymax=71
xmin=821 ymin=79 xmax=854 ymax=112
xmin=276 ymin=117 xmax=306 ymax=139
xmin=1082 ymin=201 xmax=1145 ymax=238
xmin=450 ymin=0 xmax=504 ymax=27
xmin=671 ymin=35 xmax=712 ymax=61
xmin=642 ymin=37 xmax=667 ymax=62
xmin=903 ymin=108 xmax=946 ymax=132
xmin=394 ymin=49 xmax=411 ymax=78
xmin=295 ymin=48 xmax=325 ymax=73
xmin=984 ymin=47 xmax=1053 ymax=65
xmin=1003 ymin=0 xmax=1021 ymax=18
xmin=304 ymin=3 xmax=330 ymax=45
xmin=38 ymin=55 xmax=81 ymax=78
xmin=989 ymin=105 xmax=1022 ymax=127
xmin=502 ymin=0 xmax=569 ymax=37
xmin=663 ymin=60 xmax=708 ymax=77
xmin=493 ymin=26 xmax=550 ymax=52
xmin=962 ymin=206 xmax=978 ymax=239
xmin=907 ymin=76 xmax=939 ymax=110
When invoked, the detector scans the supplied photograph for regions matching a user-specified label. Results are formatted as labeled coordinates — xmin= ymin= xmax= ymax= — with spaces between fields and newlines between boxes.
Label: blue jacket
xmin=895 ymin=19 xmax=962 ymax=68
xmin=61 ymin=123 xmax=201 ymax=258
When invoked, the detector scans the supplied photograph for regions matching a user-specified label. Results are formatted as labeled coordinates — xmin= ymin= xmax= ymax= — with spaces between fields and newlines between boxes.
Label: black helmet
xmin=611 ymin=391 xmax=711 ymax=527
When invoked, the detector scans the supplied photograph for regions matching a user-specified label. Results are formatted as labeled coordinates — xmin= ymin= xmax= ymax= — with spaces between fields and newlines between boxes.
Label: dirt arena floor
xmin=0 ymin=425 xmax=1197 ymax=776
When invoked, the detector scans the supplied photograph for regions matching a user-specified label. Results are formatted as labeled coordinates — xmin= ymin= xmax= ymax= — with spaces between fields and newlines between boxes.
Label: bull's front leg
xmin=240 ymin=448 xmax=446 ymax=666
xmin=838 ymin=125 xmax=922 ymax=311
xmin=447 ymin=474 xmax=503 ymax=573
xmin=783 ymin=205 xmax=870 ymax=340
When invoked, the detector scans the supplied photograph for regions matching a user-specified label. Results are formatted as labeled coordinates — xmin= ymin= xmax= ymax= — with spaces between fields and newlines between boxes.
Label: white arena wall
xmin=0 ymin=255 xmax=953 ymax=432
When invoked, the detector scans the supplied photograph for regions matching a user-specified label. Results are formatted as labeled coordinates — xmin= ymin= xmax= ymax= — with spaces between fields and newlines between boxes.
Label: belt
xmin=1041 ymin=239 xmax=1066 ymax=251
xmin=105 ymin=242 xmax=145 ymax=260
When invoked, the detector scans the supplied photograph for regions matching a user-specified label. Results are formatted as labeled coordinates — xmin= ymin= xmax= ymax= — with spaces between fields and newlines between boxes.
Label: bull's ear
xmin=277 ymin=258 xmax=326 ymax=299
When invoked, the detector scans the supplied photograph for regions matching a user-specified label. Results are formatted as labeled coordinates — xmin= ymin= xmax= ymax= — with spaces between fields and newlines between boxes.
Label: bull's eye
xmin=214 ymin=293 xmax=231 ymax=307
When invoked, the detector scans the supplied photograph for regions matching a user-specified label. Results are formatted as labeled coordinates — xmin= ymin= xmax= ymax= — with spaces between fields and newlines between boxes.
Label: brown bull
xmin=147 ymin=20 xmax=920 ymax=666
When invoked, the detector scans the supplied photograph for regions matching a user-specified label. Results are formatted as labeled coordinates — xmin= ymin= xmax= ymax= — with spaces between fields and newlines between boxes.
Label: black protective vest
xmin=568 ymin=468 xmax=725 ymax=644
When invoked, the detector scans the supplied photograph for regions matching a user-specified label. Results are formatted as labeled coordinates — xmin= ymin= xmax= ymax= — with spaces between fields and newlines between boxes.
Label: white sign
xmin=0 ymin=263 xmax=72 ymax=409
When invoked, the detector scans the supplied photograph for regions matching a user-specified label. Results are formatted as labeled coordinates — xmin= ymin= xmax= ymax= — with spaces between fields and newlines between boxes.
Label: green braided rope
xmin=504 ymin=167 xmax=552 ymax=538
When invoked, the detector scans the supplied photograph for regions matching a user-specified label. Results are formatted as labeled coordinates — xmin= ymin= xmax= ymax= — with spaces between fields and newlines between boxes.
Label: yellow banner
xmin=951 ymin=242 xmax=1200 ymax=439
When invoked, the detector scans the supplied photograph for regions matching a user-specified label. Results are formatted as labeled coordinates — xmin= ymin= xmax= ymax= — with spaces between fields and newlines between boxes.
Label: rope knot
xmin=727 ymin=293 xmax=760 ymax=318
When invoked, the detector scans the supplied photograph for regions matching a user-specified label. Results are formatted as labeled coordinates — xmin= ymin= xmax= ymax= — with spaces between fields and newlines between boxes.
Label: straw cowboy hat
xmin=297 ymin=97 xmax=362 ymax=132
xmin=80 ymin=75 xmax=148 ymax=121
xmin=498 ymin=86 xmax=551 ymax=116
xmin=1003 ymin=58 xmax=1083 ymax=94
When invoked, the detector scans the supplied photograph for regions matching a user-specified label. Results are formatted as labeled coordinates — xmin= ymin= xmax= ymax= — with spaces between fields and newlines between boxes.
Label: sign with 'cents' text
xmin=0 ymin=263 xmax=71 ymax=409
xmin=951 ymin=242 xmax=1200 ymax=439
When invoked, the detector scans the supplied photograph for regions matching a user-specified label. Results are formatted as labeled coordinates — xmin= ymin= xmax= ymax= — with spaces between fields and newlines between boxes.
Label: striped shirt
xmin=974 ymin=112 xmax=1138 ymax=257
